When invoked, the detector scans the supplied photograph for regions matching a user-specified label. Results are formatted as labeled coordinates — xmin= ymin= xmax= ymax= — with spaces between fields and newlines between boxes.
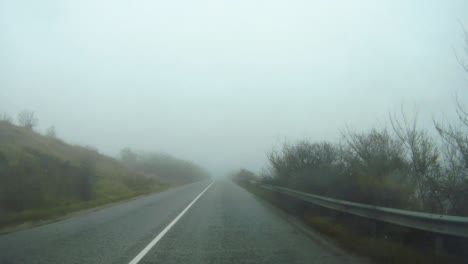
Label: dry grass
xmin=0 ymin=185 xmax=167 ymax=233
xmin=302 ymin=216 xmax=453 ymax=264
xmin=236 ymin=180 xmax=458 ymax=264
xmin=0 ymin=121 xmax=167 ymax=229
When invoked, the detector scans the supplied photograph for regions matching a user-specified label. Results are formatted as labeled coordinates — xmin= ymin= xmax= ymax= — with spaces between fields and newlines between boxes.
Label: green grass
xmin=0 ymin=184 xmax=168 ymax=232
xmin=0 ymin=121 xmax=171 ymax=230
xmin=236 ymin=180 xmax=458 ymax=264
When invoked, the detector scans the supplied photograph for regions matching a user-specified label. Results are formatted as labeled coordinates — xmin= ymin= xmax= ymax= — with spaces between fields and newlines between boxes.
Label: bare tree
xmin=46 ymin=126 xmax=57 ymax=138
xmin=340 ymin=127 xmax=413 ymax=207
xmin=435 ymin=34 xmax=468 ymax=167
xmin=342 ymin=127 xmax=407 ymax=179
xmin=390 ymin=109 xmax=442 ymax=211
xmin=17 ymin=110 xmax=38 ymax=130
xmin=455 ymin=24 xmax=468 ymax=73
xmin=120 ymin=147 xmax=138 ymax=166
xmin=438 ymin=138 xmax=468 ymax=215
xmin=435 ymin=120 xmax=468 ymax=169
xmin=266 ymin=141 xmax=338 ymax=183
xmin=0 ymin=112 xmax=12 ymax=123
xmin=430 ymin=26 xmax=468 ymax=215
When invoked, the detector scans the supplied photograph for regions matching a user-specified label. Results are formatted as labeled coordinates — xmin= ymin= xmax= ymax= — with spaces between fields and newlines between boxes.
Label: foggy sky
xmin=1 ymin=0 xmax=468 ymax=176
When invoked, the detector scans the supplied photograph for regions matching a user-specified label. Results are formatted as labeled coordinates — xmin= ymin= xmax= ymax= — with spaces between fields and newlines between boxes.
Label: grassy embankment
xmin=0 ymin=121 xmax=167 ymax=230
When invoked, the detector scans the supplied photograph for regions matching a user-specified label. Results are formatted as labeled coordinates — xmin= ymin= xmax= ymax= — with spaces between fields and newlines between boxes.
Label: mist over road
xmin=0 ymin=180 xmax=366 ymax=264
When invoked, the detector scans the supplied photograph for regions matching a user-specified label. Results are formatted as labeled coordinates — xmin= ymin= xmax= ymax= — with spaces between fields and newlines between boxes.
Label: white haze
xmin=1 ymin=0 xmax=468 ymax=176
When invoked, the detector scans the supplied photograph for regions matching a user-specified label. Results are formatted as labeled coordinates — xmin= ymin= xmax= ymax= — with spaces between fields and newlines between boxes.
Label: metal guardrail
xmin=248 ymin=180 xmax=468 ymax=238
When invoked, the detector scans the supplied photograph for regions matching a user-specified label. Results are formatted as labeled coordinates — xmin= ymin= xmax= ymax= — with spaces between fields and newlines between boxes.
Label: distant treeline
xmin=119 ymin=148 xmax=210 ymax=184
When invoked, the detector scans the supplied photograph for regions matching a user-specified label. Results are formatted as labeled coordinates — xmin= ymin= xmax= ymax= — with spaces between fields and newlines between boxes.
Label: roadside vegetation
xmin=232 ymin=31 xmax=468 ymax=263
xmin=119 ymin=147 xmax=210 ymax=185
xmin=259 ymin=115 xmax=467 ymax=216
xmin=250 ymin=68 xmax=468 ymax=216
xmin=251 ymin=30 xmax=468 ymax=216
xmin=234 ymin=174 xmax=458 ymax=264
xmin=0 ymin=112 xmax=208 ymax=230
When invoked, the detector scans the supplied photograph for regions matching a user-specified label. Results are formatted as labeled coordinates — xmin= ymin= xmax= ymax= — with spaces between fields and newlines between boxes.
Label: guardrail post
xmin=370 ymin=220 xmax=377 ymax=238
xmin=463 ymin=239 xmax=468 ymax=260
xmin=435 ymin=235 xmax=443 ymax=257
xmin=330 ymin=209 xmax=337 ymax=221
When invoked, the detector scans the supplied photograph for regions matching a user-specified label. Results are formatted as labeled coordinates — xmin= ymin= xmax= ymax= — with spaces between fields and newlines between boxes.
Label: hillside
xmin=119 ymin=148 xmax=211 ymax=185
xmin=0 ymin=121 xmax=163 ymax=228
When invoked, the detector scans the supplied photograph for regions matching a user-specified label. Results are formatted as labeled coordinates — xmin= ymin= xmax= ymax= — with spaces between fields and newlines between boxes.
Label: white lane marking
xmin=128 ymin=182 xmax=215 ymax=264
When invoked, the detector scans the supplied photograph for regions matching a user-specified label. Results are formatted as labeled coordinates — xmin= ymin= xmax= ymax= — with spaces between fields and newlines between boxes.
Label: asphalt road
xmin=0 ymin=180 xmax=368 ymax=264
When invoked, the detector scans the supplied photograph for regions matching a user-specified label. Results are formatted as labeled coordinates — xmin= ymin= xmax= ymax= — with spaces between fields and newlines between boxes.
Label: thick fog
xmin=1 ymin=0 xmax=468 ymax=176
